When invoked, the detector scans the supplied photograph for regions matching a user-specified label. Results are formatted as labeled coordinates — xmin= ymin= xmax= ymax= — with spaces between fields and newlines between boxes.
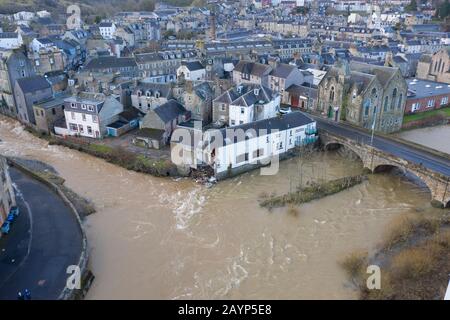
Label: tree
xmin=405 ymin=0 xmax=417 ymax=12
xmin=437 ymin=0 xmax=450 ymax=20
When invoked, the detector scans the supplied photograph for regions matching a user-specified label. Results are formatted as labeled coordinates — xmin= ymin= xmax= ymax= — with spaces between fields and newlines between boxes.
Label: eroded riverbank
xmin=0 ymin=116 xmax=442 ymax=299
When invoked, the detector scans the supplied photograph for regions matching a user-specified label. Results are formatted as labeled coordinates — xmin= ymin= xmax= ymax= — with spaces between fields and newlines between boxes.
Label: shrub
xmin=339 ymin=250 xmax=368 ymax=281
xmin=382 ymin=214 xmax=440 ymax=250
xmin=390 ymin=247 xmax=435 ymax=280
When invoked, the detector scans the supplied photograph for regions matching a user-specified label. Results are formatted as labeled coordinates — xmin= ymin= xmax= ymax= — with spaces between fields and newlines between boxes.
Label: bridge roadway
xmin=309 ymin=115 xmax=450 ymax=178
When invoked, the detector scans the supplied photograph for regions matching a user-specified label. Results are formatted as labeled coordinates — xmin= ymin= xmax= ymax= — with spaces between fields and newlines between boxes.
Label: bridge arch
xmin=373 ymin=163 xmax=439 ymax=206
xmin=323 ymin=142 xmax=364 ymax=166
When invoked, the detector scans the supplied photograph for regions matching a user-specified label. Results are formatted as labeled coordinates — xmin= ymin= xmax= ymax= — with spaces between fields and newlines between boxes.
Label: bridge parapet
xmin=320 ymin=131 xmax=450 ymax=208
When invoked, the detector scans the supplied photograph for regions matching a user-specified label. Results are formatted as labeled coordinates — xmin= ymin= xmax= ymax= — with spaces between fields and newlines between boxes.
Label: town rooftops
xmin=0 ymin=32 xmax=19 ymax=39
xmin=270 ymin=63 xmax=298 ymax=78
xmin=84 ymin=56 xmax=137 ymax=70
xmin=154 ymin=99 xmax=187 ymax=123
xmin=16 ymin=76 xmax=51 ymax=94
xmin=99 ymin=22 xmax=114 ymax=28
xmin=234 ymin=61 xmax=272 ymax=77
xmin=215 ymin=112 xmax=315 ymax=144
xmin=406 ymin=78 xmax=450 ymax=99
xmin=181 ymin=60 xmax=204 ymax=71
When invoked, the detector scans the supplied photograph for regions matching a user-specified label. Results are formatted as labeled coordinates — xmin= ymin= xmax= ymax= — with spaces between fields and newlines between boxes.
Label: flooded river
xmin=0 ymin=116 xmax=440 ymax=299
xmin=397 ymin=124 xmax=450 ymax=154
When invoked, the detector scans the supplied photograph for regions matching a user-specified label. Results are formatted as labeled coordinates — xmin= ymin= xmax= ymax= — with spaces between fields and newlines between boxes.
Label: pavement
xmin=312 ymin=115 xmax=450 ymax=177
xmin=0 ymin=167 xmax=83 ymax=300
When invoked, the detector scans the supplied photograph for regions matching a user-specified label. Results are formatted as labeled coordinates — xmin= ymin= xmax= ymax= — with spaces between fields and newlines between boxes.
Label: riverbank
xmin=259 ymin=174 xmax=367 ymax=210
xmin=8 ymin=157 xmax=96 ymax=218
xmin=340 ymin=211 xmax=450 ymax=299
xmin=0 ymin=166 xmax=92 ymax=300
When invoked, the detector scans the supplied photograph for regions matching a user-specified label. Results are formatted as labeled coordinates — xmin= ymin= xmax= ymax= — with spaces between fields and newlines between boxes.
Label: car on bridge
xmin=9 ymin=206 xmax=19 ymax=217
xmin=1 ymin=221 xmax=11 ymax=235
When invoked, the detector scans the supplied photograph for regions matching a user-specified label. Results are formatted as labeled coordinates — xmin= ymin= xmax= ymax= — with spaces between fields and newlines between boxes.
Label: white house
xmin=171 ymin=111 xmax=317 ymax=179
xmin=61 ymin=92 xmax=123 ymax=138
xmin=228 ymin=85 xmax=280 ymax=126
xmin=176 ymin=61 xmax=206 ymax=81
xmin=99 ymin=22 xmax=117 ymax=40
xmin=30 ymin=37 xmax=54 ymax=53
xmin=0 ymin=33 xmax=23 ymax=49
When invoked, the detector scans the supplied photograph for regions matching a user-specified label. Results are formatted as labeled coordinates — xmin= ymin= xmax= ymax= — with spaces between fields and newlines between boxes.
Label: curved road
xmin=0 ymin=167 xmax=83 ymax=300
xmin=312 ymin=116 xmax=450 ymax=177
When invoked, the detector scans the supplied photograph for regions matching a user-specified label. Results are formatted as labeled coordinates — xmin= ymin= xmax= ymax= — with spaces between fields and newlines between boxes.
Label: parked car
xmin=10 ymin=206 xmax=19 ymax=217
xmin=6 ymin=213 xmax=15 ymax=223
xmin=1 ymin=221 xmax=11 ymax=234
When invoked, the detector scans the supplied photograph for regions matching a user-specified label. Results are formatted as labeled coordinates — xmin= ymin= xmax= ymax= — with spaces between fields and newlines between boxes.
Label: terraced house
xmin=0 ymin=156 xmax=15 ymax=231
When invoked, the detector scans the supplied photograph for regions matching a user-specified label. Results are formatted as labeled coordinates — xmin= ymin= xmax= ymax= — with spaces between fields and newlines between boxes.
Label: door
xmin=291 ymin=95 xmax=299 ymax=107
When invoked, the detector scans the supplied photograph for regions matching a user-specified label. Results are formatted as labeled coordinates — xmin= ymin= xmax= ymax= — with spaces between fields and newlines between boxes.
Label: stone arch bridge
xmin=320 ymin=130 xmax=450 ymax=208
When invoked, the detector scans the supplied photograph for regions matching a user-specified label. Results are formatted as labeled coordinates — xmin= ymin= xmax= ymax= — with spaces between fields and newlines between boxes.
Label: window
xmin=69 ymin=123 xmax=78 ymax=131
xmin=397 ymin=93 xmax=403 ymax=109
xmin=92 ymin=115 xmax=98 ymax=123
xmin=427 ymin=99 xmax=435 ymax=108
xmin=71 ymin=112 xmax=75 ymax=120
xmin=81 ymin=104 xmax=86 ymax=110
xmin=240 ymin=108 xmax=245 ymax=114
xmin=87 ymin=105 xmax=94 ymax=112
xmin=391 ymin=88 xmax=397 ymax=110
xmin=231 ymin=120 xmax=235 ymax=125
xmin=221 ymin=104 xmax=226 ymax=111
xmin=441 ymin=96 xmax=448 ymax=106
xmin=329 ymin=86 xmax=335 ymax=102
xmin=71 ymin=103 xmax=76 ymax=108
xmin=253 ymin=148 xmax=264 ymax=158
xmin=383 ymin=96 xmax=389 ymax=112
xmin=411 ymin=102 xmax=420 ymax=112
xmin=82 ymin=114 xmax=86 ymax=121
xmin=78 ymin=125 xmax=84 ymax=133
xmin=52 ymin=108 xmax=56 ymax=115
xmin=87 ymin=126 xmax=92 ymax=135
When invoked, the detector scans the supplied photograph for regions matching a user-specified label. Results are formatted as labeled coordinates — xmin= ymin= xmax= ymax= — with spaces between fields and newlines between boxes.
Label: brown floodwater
xmin=0 ymin=116 xmax=441 ymax=299
xmin=397 ymin=124 xmax=450 ymax=154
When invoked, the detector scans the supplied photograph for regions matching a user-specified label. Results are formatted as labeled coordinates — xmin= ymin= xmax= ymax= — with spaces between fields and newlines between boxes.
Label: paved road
xmin=0 ymin=167 xmax=83 ymax=300
xmin=311 ymin=115 xmax=450 ymax=177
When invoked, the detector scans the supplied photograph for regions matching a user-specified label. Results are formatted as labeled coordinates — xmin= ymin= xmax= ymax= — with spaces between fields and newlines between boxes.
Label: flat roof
xmin=406 ymin=78 xmax=450 ymax=99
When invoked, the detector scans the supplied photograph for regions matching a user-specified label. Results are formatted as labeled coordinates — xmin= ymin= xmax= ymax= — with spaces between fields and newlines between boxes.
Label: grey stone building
xmin=0 ymin=156 xmax=16 ymax=229
xmin=316 ymin=61 xmax=407 ymax=133
xmin=14 ymin=75 xmax=53 ymax=124
xmin=0 ymin=49 xmax=35 ymax=116
xmin=140 ymin=99 xmax=189 ymax=144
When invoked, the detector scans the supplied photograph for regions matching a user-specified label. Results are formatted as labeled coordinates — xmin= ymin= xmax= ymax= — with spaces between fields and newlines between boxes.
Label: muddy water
xmin=0 ymin=116 xmax=440 ymax=299
xmin=397 ymin=124 xmax=450 ymax=154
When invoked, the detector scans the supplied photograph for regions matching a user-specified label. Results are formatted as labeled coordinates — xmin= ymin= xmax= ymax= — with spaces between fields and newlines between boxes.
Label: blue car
xmin=9 ymin=206 xmax=19 ymax=217
xmin=6 ymin=213 xmax=15 ymax=223
xmin=1 ymin=221 xmax=11 ymax=234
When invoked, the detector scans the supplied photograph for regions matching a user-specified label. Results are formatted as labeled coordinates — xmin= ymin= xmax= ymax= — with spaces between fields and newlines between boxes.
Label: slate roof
xmin=349 ymin=61 xmax=397 ymax=86
xmin=0 ymin=32 xmax=19 ymax=39
xmin=214 ymin=84 xmax=277 ymax=106
xmin=154 ymin=99 xmax=187 ymax=123
xmin=84 ymin=56 xmax=137 ymax=70
xmin=270 ymin=63 xmax=298 ymax=78
xmin=216 ymin=111 xmax=314 ymax=144
xmin=16 ymin=76 xmax=51 ymax=94
xmin=233 ymin=61 xmax=272 ymax=77
xmin=181 ymin=60 xmax=204 ymax=71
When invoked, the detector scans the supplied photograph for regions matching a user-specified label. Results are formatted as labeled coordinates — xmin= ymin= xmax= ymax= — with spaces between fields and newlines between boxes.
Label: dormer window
xmin=154 ymin=91 xmax=160 ymax=98
xmin=146 ymin=91 xmax=151 ymax=97
xmin=137 ymin=91 xmax=142 ymax=97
